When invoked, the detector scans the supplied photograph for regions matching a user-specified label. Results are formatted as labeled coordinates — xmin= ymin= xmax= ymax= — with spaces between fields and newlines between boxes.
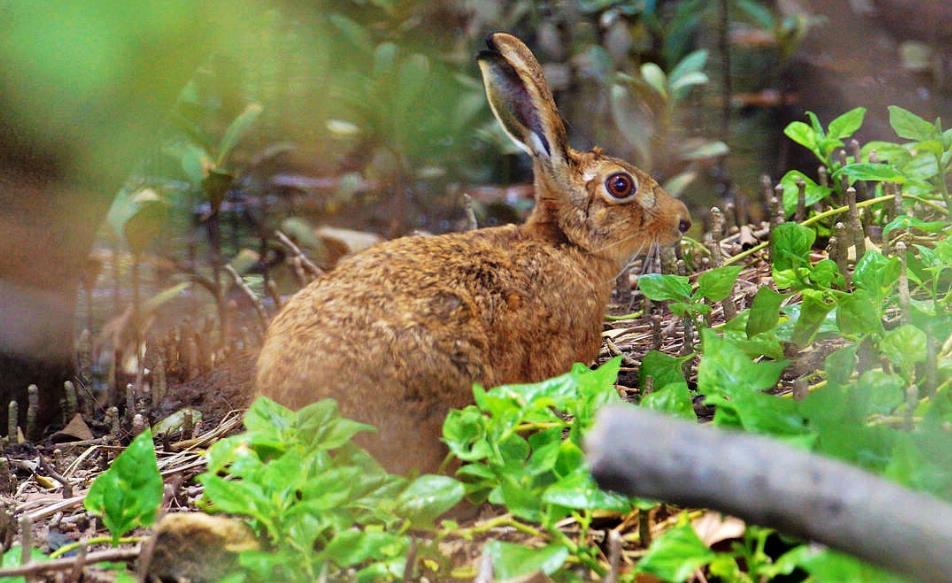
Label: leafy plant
xmin=196 ymin=397 xmax=464 ymax=582
xmin=84 ymin=429 xmax=163 ymax=543
xmin=612 ymin=49 xmax=728 ymax=194
xmin=637 ymin=264 xmax=743 ymax=320
xmin=844 ymin=106 xmax=952 ymax=206
xmin=443 ymin=358 xmax=636 ymax=578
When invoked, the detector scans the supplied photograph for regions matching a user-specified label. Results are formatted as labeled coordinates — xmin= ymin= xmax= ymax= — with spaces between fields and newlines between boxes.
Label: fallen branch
xmin=0 ymin=547 xmax=139 ymax=578
xmin=585 ymin=405 xmax=952 ymax=583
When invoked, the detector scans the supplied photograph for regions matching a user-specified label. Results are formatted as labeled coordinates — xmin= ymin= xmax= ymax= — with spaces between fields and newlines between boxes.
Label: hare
xmin=255 ymin=33 xmax=691 ymax=473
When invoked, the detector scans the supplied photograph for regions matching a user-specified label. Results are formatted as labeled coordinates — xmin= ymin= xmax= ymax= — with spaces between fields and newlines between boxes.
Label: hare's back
xmin=256 ymin=227 xmax=526 ymax=405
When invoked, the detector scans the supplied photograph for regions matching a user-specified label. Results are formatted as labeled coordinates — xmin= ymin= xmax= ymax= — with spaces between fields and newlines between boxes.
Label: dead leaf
xmin=34 ymin=474 xmax=57 ymax=490
xmin=693 ymin=511 xmax=746 ymax=547
xmin=50 ymin=414 xmax=94 ymax=443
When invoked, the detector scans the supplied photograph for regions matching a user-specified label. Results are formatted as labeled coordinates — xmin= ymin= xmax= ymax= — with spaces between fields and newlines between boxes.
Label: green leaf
xmin=199 ymin=474 xmax=269 ymax=521
xmin=295 ymin=399 xmax=375 ymax=451
xmin=827 ymin=107 xmax=866 ymax=139
xmin=709 ymin=389 xmax=811 ymax=441
xmin=679 ymin=140 xmax=728 ymax=160
xmin=107 ymin=187 xmax=170 ymax=253
xmin=542 ymin=467 xmax=633 ymax=511
xmin=84 ymin=430 xmax=163 ymax=543
xmin=243 ymin=397 xmax=294 ymax=438
xmin=747 ymin=287 xmax=785 ymax=338
xmin=669 ymin=71 xmax=709 ymax=99
xmin=696 ymin=265 xmax=743 ymax=302
xmin=791 ymin=290 xmax=835 ymax=345
xmin=638 ymin=520 xmax=715 ymax=582
xmin=734 ymin=0 xmax=776 ymax=28
xmin=442 ymin=406 xmax=491 ymax=462
xmin=783 ymin=121 xmax=818 ymax=157
xmin=799 ymin=548 xmax=910 ymax=582
xmin=640 ymin=62 xmax=668 ymax=97
xmin=216 ymin=103 xmax=262 ymax=166
xmin=854 ymin=370 xmax=905 ymax=416
xmin=835 ymin=289 xmax=883 ymax=337
xmin=638 ymin=274 xmax=692 ymax=302
xmin=836 ymin=163 xmax=906 ymax=184
xmin=641 ymin=382 xmax=696 ymax=420
xmin=880 ymin=324 xmax=927 ymax=378
xmin=809 ymin=259 xmax=845 ymax=289
xmin=321 ymin=529 xmax=405 ymax=567
xmin=853 ymin=250 xmax=900 ymax=301
xmin=824 ymin=344 xmax=857 ymax=386
xmin=888 ymin=105 xmax=939 ymax=141
xmin=639 ymin=350 xmax=688 ymax=389
xmin=882 ymin=215 xmax=947 ymax=238
xmin=806 ymin=111 xmax=825 ymax=136
xmin=662 ymin=171 xmax=697 ymax=197
xmin=698 ymin=329 xmax=788 ymax=396
xmin=2 ymin=546 xmax=48 ymax=583
xmin=395 ymin=475 xmax=464 ymax=527
xmin=771 ymin=223 xmax=816 ymax=271
xmin=668 ymin=49 xmax=708 ymax=86
xmin=486 ymin=541 xmax=569 ymax=580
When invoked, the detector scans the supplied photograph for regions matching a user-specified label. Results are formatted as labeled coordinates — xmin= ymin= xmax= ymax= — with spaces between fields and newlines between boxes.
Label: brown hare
xmin=255 ymin=33 xmax=691 ymax=473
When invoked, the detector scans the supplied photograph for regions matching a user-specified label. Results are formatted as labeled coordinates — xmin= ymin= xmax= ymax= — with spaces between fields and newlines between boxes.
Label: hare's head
xmin=477 ymin=33 xmax=691 ymax=268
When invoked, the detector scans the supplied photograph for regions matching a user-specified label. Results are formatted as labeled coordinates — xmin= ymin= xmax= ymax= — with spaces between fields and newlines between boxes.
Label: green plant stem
xmin=780 ymin=380 xmax=827 ymax=399
xmin=548 ymin=526 xmax=607 ymax=577
xmin=908 ymin=193 xmax=950 ymax=215
xmin=723 ymin=194 xmax=911 ymax=267
xmin=448 ymin=514 xmax=546 ymax=540
xmin=680 ymin=236 xmax=711 ymax=255
xmin=49 ymin=536 xmax=144 ymax=559
xmin=605 ymin=310 xmax=643 ymax=322
xmin=934 ymin=154 xmax=952 ymax=211
xmin=514 ymin=421 xmax=567 ymax=433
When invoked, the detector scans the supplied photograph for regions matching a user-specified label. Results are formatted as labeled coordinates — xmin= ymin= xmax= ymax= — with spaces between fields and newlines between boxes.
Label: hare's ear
xmin=477 ymin=33 xmax=568 ymax=164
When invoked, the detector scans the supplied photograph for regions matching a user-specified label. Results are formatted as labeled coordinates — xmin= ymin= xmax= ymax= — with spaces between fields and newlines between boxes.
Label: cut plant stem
xmin=25 ymin=384 xmax=38 ymax=439
xmin=708 ymin=207 xmax=725 ymax=265
xmin=845 ymin=187 xmax=866 ymax=256
xmin=795 ymin=178 xmax=806 ymax=221
xmin=8 ymin=401 xmax=18 ymax=443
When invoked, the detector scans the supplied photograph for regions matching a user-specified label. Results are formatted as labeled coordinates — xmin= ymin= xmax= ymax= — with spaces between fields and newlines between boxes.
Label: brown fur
xmin=255 ymin=33 xmax=690 ymax=473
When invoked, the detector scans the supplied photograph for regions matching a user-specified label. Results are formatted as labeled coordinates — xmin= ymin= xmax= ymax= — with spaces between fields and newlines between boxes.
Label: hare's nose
xmin=678 ymin=217 xmax=692 ymax=234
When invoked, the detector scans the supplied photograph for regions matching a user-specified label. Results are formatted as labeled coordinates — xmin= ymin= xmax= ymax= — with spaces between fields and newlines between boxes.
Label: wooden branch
xmin=273 ymin=230 xmax=324 ymax=278
xmin=585 ymin=405 xmax=952 ymax=583
xmin=223 ymin=264 xmax=269 ymax=333
xmin=0 ymin=547 xmax=139 ymax=578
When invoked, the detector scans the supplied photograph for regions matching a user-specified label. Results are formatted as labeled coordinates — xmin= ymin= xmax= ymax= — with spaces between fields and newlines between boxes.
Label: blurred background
xmin=0 ymin=0 xmax=949 ymax=425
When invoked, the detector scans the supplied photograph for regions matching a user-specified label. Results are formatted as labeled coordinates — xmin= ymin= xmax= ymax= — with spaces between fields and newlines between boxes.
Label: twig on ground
xmin=0 ymin=547 xmax=139 ymax=578
xmin=38 ymin=455 xmax=73 ymax=498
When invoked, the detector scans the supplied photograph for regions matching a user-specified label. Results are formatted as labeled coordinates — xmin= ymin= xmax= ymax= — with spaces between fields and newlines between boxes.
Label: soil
xmin=152 ymin=349 xmax=256 ymax=428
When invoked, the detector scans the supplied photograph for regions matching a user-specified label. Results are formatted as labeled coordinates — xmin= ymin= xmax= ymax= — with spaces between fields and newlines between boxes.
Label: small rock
xmin=148 ymin=512 xmax=259 ymax=581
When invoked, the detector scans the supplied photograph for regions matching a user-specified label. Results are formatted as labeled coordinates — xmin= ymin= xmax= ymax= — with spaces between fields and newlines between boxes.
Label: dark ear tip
xmin=484 ymin=32 xmax=500 ymax=51
xmin=476 ymin=49 xmax=497 ymax=63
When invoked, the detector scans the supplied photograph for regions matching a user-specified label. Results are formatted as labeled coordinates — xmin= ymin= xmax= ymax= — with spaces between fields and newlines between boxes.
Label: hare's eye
xmin=605 ymin=172 xmax=636 ymax=200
